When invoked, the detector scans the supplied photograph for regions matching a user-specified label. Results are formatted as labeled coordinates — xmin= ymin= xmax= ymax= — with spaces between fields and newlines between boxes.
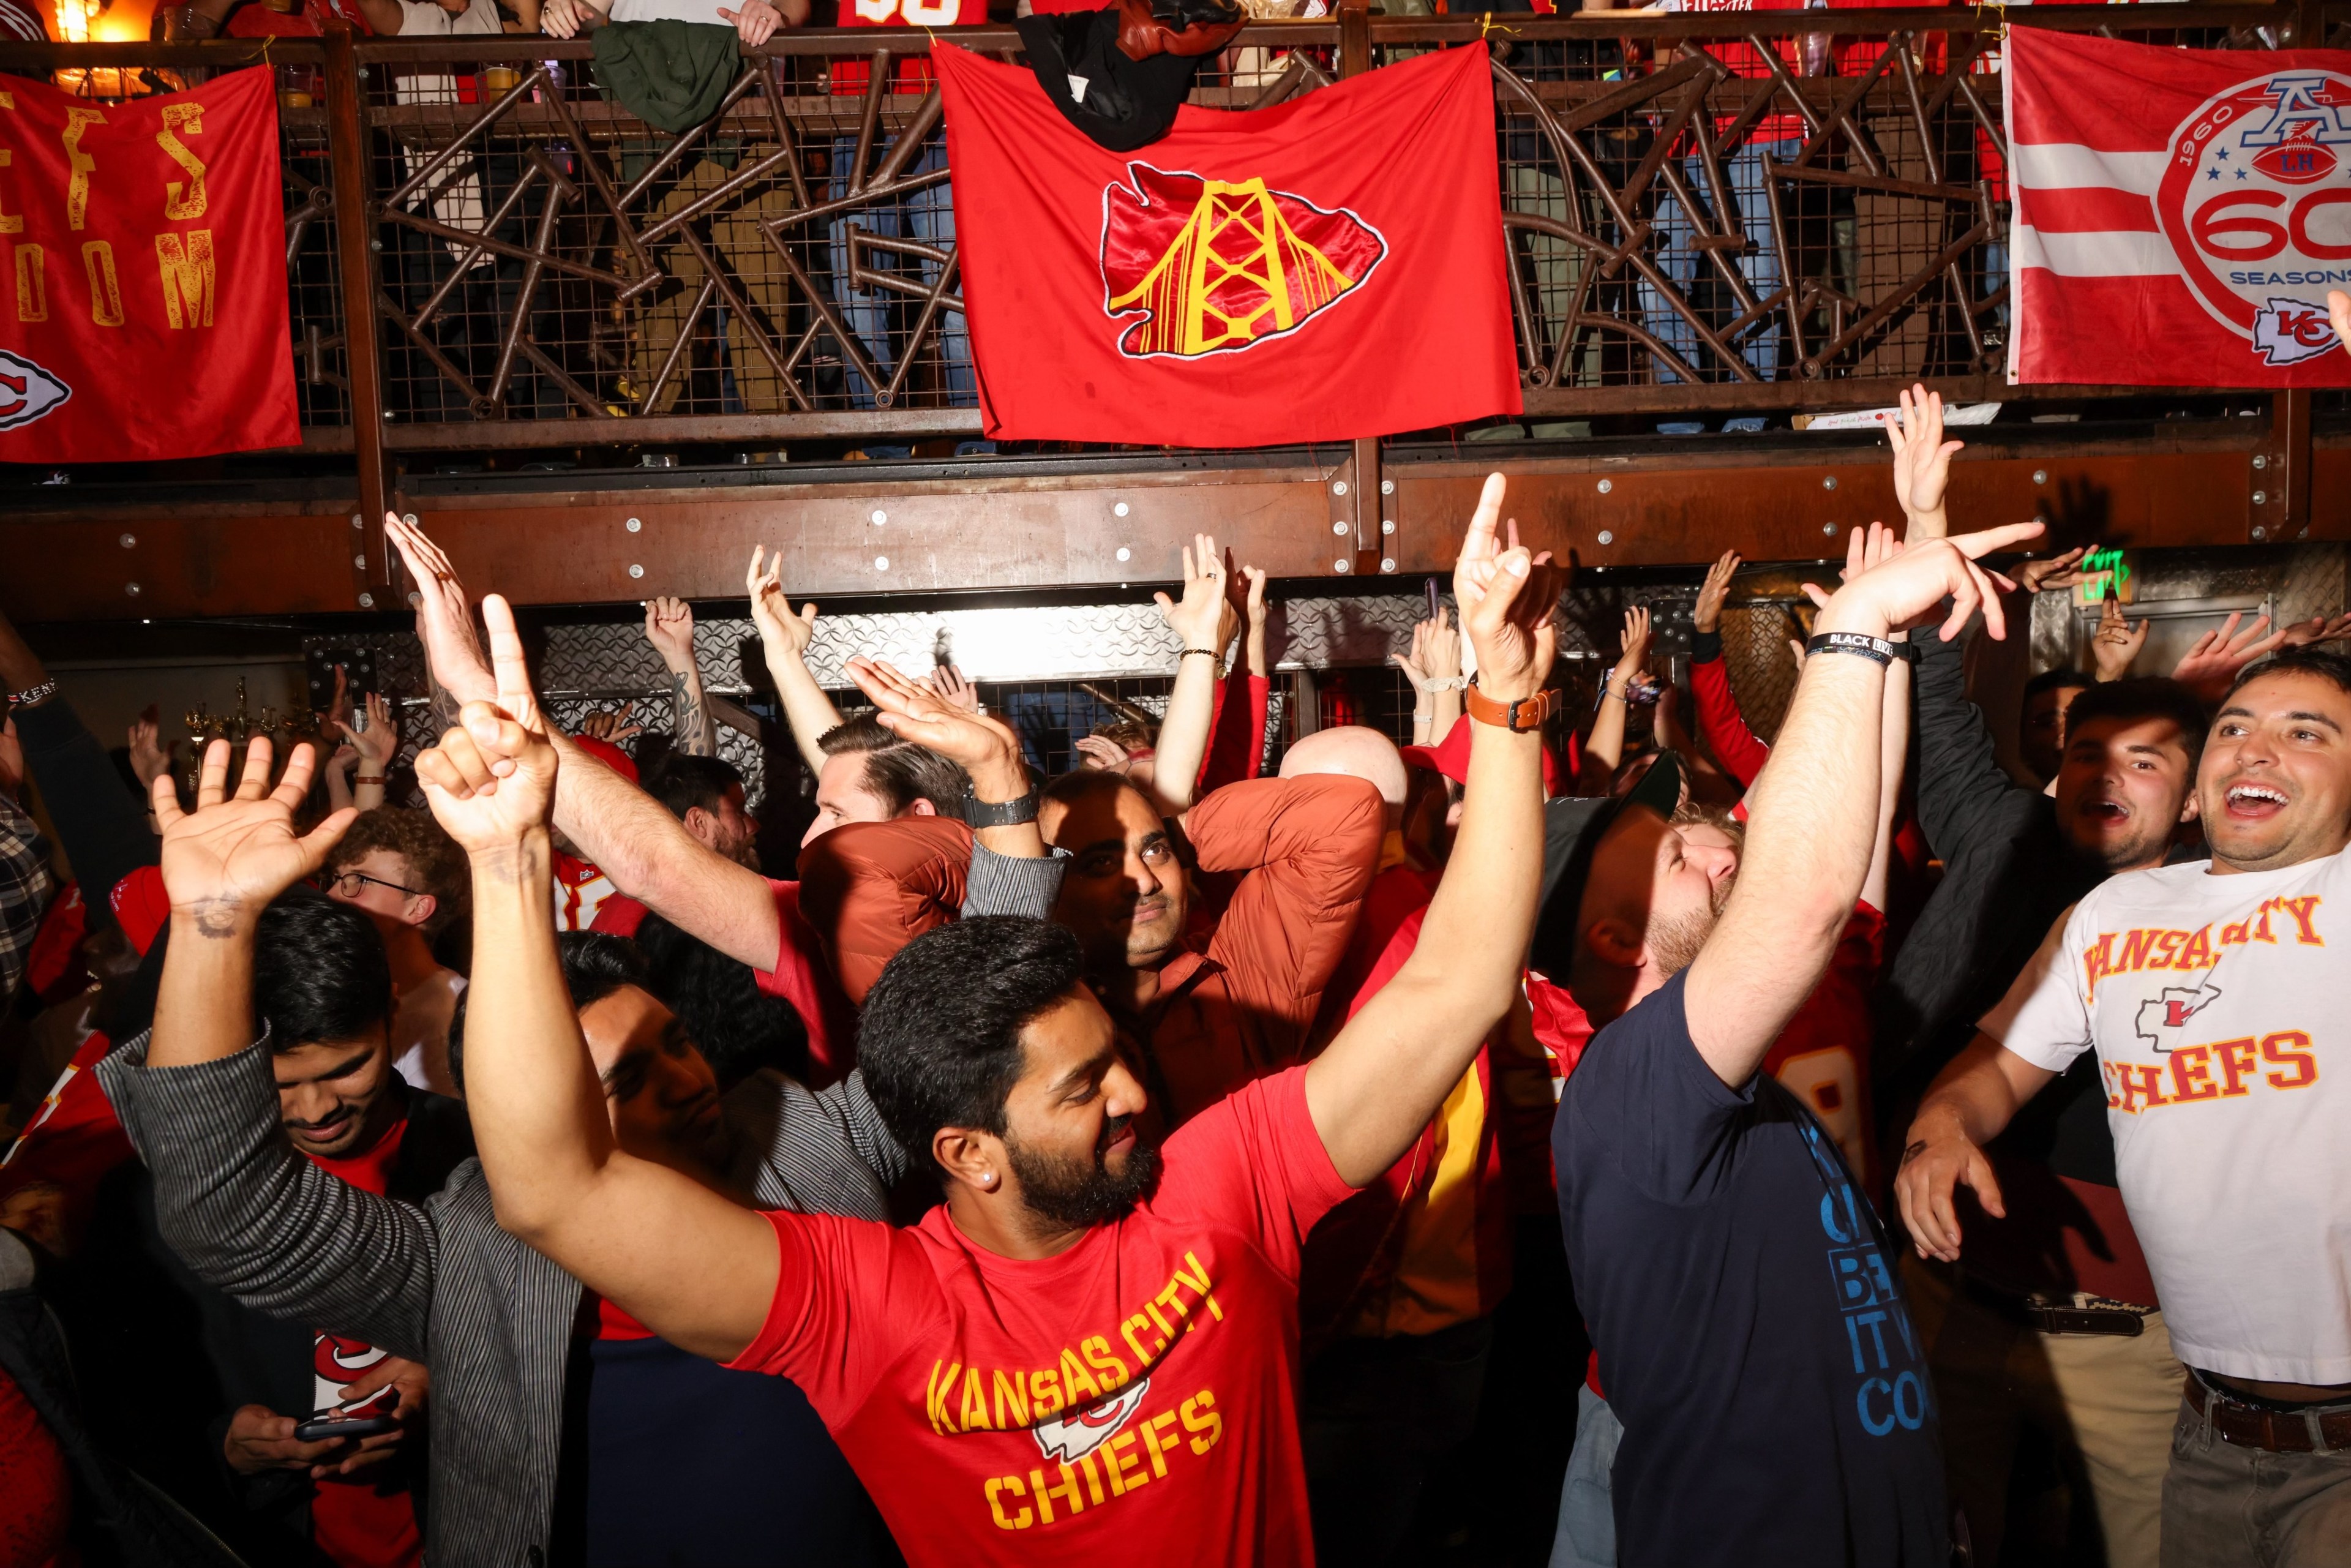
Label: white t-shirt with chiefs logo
xmin=1981 ymin=846 xmax=2351 ymax=1384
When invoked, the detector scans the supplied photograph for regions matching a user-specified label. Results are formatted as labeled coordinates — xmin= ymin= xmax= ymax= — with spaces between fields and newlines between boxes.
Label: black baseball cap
xmin=1527 ymin=750 xmax=1685 ymax=979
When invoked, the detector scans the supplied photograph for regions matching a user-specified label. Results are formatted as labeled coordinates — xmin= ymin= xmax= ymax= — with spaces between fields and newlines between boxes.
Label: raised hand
xmin=2332 ymin=289 xmax=2351 ymax=359
xmin=385 ymin=514 xmax=495 ymax=707
xmin=127 ymin=711 xmax=176 ymax=790
xmin=1811 ymin=521 xmax=2045 ymax=644
xmin=579 ymin=703 xmax=644 ymax=745
xmin=153 ymin=738 xmax=356 ymax=932
xmin=2012 ymin=546 xmax=2088 ymax=596
xmin=415 ymin=596 xmax=560 ymax=855
xmin=1073 ymin=734 xmax=1134 ymax=775
xmin=1154 ymin=533 xmax=1237 ymax=656
xmin=1452 ymin=474 xmax=1559 ymax=702
xmin=2173 ymin=610 xmax=2284 ymax=702
xmin=643 ymin=597 xmax=697 ymax=673
xmin=1617 ymin=604 xmax=1653 ymax=678
xmin=1888 ymin=384 xmax=1965 ymax=540
xmin=844 ymin=656 xmax=1026 ymax=799
xmin=2279 ymin=612 xmax=2351 ymax=648
xmin=334 ymin=692 xmax=400 ymax=775
xmin=929 ymin=663 xmax=983 ymax=714
xmin=1239 ymin=565 xmax=1269 ymax=637
xmin=1694 ymin=549 xmax=1741 ymax=634
xmin=2091 ymin=596 xmax=2147 ymax=682
xmin=744 ymin=546 xmax=819 ymax=662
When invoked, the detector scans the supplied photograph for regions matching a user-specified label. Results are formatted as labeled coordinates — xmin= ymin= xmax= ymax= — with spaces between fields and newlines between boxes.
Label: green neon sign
xmin=2079 ymin=546 xmax=2131 ymax=602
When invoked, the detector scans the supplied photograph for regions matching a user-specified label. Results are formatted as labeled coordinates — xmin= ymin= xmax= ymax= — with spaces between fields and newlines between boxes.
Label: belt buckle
xmin=2032 ymin=1304 xmax=2144 ymax=1338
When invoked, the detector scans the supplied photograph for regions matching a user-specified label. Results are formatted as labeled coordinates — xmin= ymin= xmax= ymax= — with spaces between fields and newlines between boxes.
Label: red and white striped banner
xmin=2008 ymin=28 xmax=2351 ymax=386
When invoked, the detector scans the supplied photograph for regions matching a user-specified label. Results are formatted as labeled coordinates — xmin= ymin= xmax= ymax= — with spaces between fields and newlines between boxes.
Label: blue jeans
xmin=1640 ymin=138 xmax=1798 ymax=383
xmin=827 ymin=134 xmax=973 ymax=408
xmin=1549 ymin=1385 xmax=1621 ymax=1568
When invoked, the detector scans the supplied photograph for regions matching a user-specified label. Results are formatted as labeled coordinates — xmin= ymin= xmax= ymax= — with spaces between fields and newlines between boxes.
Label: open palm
xmin=154 ymin=739 xmax=354 ymax=921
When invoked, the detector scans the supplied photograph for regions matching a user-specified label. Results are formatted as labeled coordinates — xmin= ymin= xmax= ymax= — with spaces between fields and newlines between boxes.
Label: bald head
xmin=1280 ymin=726 xmax=1409 ymax=822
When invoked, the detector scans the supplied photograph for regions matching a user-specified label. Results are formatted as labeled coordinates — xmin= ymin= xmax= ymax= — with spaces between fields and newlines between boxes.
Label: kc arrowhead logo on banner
xmin=2008 ymin=31 xmax=2351 ymax=387
xmin=937 ymin=43 xmax=1518 ymax=446
xmin=0 ymin=67 xmax=298 ymax=462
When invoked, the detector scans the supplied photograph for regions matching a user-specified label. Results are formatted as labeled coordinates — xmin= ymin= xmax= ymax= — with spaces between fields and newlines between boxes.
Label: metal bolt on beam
xmin=351 ymin=515 xmax=364 ymax=530
xmin=1381 ymin=520 xmax=1395 ymax=535
xmin=628 ymin=565 xmax=643 ymax=579
xmin=1597 ymin=479 xmax=1613 ymax=494
xmin=353 ymin=555 xmax=366 ymax=569
xmin=1382 ymin=558 xmax=1396 ymax=572
xmin=2033 ymin=470 xmax=2048 ymax=486
xmin=118 ymin=533 xmax=135 ymax=548
xmin=125 ymin=582 xmax=141 ymax=597
xmin=1334 ymin=558 xmax=1351 ymax=572
xmin=403 ymin=514 xmax=419 ymax=526
xmin=2253 ymin=527 xmax=2268 ymax=541
xmin=1332 ymin=481 xmax=1348 ymax=497
xmin=1598 ymin=531 xmax=1614 ymax=545
xmin=1116 ymin=547 xmax=1131 ymax=562
xmin=626 ymin=517 xmax=642 ymax=532
xmin=2253 ymin=455 xmax=2268 ymax=470
xmin=1381 ymin=480 xmax=1394 ymax=496
xmin=2253 ymin=491 xmax=2268 ymax=506
xmin=1823 ymin=476 xmax=1837 ymax=491
xmin=871 ymin=510 xmax=888 ymax=525
xmin=1823 ymin=522 xmax=1838 ymax=535
xmin=1332 ymin=521 xmax=1349 ymax=536
xmin=874 ymin=556 xmax=890 ymax=571
xmin=1114 ymin=503 xmax=1130 ymax=517
xmin=358 ymin=593 xmax=375 ymax=609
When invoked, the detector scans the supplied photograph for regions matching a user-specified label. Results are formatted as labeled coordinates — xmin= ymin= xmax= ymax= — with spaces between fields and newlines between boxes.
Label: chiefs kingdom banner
xmin=2009 ymin=29 xmax=2351 ymax=386
xmin=935 ymin=43 xmax=1520 ymax=446
xmin=0 ymin=67 xmax=297 ymax=461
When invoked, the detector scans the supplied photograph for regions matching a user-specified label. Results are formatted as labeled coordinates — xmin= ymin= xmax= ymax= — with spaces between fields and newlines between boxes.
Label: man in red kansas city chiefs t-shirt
xmin=432 ymin=478 xmax=1555 ymax=1563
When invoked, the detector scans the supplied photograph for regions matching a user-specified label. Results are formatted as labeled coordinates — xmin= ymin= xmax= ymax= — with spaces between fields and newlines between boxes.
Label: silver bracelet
xmin=1425 ymin=675 xmax=1470 ymax=692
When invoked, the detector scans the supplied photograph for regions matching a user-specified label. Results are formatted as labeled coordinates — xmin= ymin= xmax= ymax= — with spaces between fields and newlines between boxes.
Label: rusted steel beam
xmin=323 ymin=20 xmax=390 ymax=604
xmin=3 ymin=436 xmax=2312 ymax=625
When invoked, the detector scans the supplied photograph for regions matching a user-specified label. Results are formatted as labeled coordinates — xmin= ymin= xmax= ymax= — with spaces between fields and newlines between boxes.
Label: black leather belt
xmin=2187 ymin=1374 xmax=2351 ymax=1454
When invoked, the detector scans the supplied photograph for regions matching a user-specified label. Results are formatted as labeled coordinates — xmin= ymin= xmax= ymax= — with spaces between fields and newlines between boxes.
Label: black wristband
xmin=1804 ymin=631 xmax=1911 ymax=666
xmin=961 ymin=788 xmax=1039 ymax=830
xmin=1690 ymin=627 xmax=1723 ymax=664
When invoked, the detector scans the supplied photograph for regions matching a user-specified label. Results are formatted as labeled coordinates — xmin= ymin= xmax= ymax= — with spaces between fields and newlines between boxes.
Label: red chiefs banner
xmin=2009 ymin=29 xmax=2351 ymax=386
xmin=936 ymin=43 xmax=1520 ymax=446
xmin=0 ymin=67 xmax=298 ymax=461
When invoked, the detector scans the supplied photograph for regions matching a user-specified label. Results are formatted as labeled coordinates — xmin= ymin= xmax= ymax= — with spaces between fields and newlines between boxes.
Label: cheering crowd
xmin=2 ymin=388 xmax=2350 ymax=1568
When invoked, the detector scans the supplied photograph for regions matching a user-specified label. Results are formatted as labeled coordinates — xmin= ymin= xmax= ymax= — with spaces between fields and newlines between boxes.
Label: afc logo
xmin=2156 ymin=70 xmax=2351 ymax=364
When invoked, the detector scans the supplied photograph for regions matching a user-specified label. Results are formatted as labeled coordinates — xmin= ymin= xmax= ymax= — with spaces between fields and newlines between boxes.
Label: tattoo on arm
xmin=188 ymin=899 xmax=249 ymax=939
xmin=669 ymin=671 xmax=715 ymax=758
xmin=1899 ymin=1140 xmax=1929 ymax=1169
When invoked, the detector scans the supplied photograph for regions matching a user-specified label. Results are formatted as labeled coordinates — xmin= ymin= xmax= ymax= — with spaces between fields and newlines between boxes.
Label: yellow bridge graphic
xmin=1106 ymin=176 xmax=1372 ymax=358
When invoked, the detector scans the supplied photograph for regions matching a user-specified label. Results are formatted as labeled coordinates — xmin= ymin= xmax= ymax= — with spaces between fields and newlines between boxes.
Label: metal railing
xmin=0 ymin=2 xmax=2320 ymax=506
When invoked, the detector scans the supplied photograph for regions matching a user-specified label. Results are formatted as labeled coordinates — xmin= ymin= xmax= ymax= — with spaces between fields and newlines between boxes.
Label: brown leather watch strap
xmin=1464 ymin=681 xmax=1553 ymax=733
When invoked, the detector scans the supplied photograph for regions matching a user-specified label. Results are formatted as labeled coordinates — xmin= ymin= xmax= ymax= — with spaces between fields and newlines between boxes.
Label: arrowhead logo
xmin=1099 ymin=163 xmax=1387 ymax=360
xmin=0 ymin=349 xmax=70 ymax=432
xmin=2254 ymin=298 xmax=2341 ymax=366
xmin=2134 ymin=979 xmax=2224 ymax=1051
xmin=1032 ymin=1376 xmax=1150 ymax=1464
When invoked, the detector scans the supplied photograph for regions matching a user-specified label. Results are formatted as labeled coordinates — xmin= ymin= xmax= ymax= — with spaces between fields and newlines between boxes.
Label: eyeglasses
xmin=325 ymin=868 xmax=424 ymax=900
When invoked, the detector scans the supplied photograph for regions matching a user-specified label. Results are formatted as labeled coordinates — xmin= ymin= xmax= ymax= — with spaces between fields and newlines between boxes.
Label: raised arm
xmin=1682 ymin=520 xmax=2043 ymax=1088
xmin=644 ymin=597 xmax=717 ymax=758
xmin=126 ymin=740 xmax=438 ymax=1357
xmin=1583 ymin=606 xmax=1651 ymax=784
xmin=387 ymin=515 xmax=783 ymax=969
xmin=1688 ymin=550 xmax=1774 ymax=789
xmin=746 ymin=547 xmax=844 ymax=775
xmin=1144 ymin=533 xmax=1235 ymax=816
xmin=1887 ymin=383 xmax=1964 ymax=541
xmin=1199 ymin=567 xmax=1272 ymax=792
xmin=418 ymin=600 xmax=775 ymax=1362
xmin=0 ymin=609 xmax=158 ymax=906
xmin=1307 ymin=474 xmax=1555 ymax=1185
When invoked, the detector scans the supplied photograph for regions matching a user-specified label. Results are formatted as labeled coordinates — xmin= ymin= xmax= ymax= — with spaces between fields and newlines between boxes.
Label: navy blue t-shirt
xmin=1555 ymin=972 xmax=1947 ymax=1567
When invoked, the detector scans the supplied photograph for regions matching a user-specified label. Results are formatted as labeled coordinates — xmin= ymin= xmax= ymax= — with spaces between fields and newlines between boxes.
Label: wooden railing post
xmin=1337 ymin=0 xmax=1372 ymax=79
xmin=323 ymin=20 xmax=391 ymax=602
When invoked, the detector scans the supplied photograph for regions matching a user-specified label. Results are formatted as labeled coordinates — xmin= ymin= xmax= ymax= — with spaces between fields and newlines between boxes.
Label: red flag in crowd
xmin=0 ymin=66 xmax=299 ymax=462
xmin=2008 ymin=29 xmax=2351 ymax=386
xmin=935 ymin=42 xmax=1520 ymax=447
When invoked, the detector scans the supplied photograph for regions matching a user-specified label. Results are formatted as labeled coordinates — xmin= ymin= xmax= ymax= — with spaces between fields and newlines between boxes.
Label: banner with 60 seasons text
xmin=2009 ymin=29 xmax=2351 ymax=385
xmin=0 ymin=67 xmax=298 ymax=460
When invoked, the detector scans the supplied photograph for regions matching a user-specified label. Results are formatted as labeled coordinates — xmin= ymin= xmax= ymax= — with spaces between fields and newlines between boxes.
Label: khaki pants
xmin=2164 ymin=1392 xmax=2351 ymax=1567
xmin=1906 ymin=1256 xmax=2180 ymax=1568
xmin=631 ymin=153 xmax=798 ymax=416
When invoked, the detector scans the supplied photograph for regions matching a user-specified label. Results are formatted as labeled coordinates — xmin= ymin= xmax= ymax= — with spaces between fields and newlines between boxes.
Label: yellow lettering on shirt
xmin=984 ymin=1386 xmax=1223 ymax=1531
xmin=2105 ymin=1027 xmax=2319 ymax=1112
